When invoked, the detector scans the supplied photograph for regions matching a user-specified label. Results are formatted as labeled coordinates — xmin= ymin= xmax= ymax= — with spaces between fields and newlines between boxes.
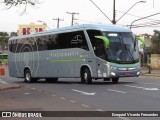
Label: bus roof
xmin=9 ymin=24 xmax=132 ymax=40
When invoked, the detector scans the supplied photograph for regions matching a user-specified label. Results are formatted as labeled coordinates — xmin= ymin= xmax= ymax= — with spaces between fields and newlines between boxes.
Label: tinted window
xmin=87 ymin=30 xmax=102 ymax=48
xmin=9 ymin=31 xmax=89 ymax=53
xmin=87 ymin=30 xmax=106 ymax=60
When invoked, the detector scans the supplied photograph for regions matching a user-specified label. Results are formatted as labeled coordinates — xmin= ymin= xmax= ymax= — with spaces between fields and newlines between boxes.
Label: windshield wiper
xmin=123 ymin=44 xmax=135 ymax=61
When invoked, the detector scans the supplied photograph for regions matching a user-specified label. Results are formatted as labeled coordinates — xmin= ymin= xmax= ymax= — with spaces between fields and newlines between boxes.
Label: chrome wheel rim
xmin=84 ymin=72 xmax=88 ymax=81
xmin=26 ymin=73 xmax=30 ymax=81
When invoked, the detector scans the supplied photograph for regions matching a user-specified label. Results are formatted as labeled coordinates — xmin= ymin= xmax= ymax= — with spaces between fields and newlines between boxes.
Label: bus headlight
xmin=111 ymin=72 xmax=116 ymax=76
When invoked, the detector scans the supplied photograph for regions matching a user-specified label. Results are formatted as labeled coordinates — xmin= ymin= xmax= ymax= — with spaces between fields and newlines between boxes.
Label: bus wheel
xmin=112 ymin=78 xmax=119 ymax=84
xmin=81 ymin=68 xmax=92 ymax=84
xmin=46 ymin=78 xmax=58 ymax=83
xmin=24 ymin=69 xmax=35 ymax=83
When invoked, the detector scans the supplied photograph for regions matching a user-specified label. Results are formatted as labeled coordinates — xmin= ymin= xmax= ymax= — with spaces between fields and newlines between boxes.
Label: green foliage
xmin=150 ymin=30 xmax=160 ymax=54
xmin=10 ymin=32 xmax=17 ymax=37
xmin=0 ymin=37 xmax=9 ymax=44
xmin=0 ymin=32 xmax=8 ymax=36
xmin=0 ymin=32 xmax=9 ymax=44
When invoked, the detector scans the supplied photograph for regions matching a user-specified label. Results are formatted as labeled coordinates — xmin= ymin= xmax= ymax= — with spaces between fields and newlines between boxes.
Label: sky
xmin=0 ymin=0 xmax=160 ymax=35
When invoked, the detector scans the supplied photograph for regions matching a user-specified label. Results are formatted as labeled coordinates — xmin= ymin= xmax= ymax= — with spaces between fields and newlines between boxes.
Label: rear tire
xmin=24 ymin=69 xmax=36 ymax=83
xmin=112 ymin=77 xmax=119 ymax=84
xmin=81 ymin=68 xmax=92 ymax=84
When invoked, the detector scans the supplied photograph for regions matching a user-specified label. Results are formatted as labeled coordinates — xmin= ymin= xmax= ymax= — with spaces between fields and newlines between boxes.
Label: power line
xmin=134 ymin=20 xmax=160 ymax=26
xmin=89 ymin=0 xmax=112 ymax=24
xmin=116 ymin=1 xmax=146 ymax=22
xmin=78 ymin=19 xmax=106 ymax=24
xmin=130 ymin=12 xmax=160 ymax=29
xmin=89 ymin=0 xmax=145 ymax=24
xmin=116 ymin=10 xmax=160 ymax=22
xmin=132 ymin=22 xmax=160 ymax=28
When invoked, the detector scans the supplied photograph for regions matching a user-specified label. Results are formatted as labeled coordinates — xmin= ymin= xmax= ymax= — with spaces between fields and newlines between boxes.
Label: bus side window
xmin=71 ymin=31 xmax=89 ymax=50
xmin=47 ymin=35 xmax=54 ymax=50
xmin=47 ymin=35 xmax=59 ymax=50
xmin=87 ymin=30 xmax=102 ymax=49
xmin=36 ymin=36 xmax=48 ymax=51
xmin=95 ymin=39 xmax=106 ymax=60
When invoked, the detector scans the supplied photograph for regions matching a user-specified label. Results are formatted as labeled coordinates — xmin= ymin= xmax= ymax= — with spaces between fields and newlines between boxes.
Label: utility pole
xmin=53 ymin=18 xmax=64 ymax=28
xmin=112 ymin=0 xmax=116 ymax=24
xmin=66 ymin=11 xmax=79 ymax=26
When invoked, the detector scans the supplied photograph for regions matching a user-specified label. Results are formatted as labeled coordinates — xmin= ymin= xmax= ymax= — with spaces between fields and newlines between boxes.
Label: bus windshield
xmin=103 ymin=32 xmax=139 ymax=63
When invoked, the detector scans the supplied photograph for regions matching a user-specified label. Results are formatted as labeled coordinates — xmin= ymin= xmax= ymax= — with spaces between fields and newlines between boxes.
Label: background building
xmin=17 ymin=23 xmax=47 ymax=36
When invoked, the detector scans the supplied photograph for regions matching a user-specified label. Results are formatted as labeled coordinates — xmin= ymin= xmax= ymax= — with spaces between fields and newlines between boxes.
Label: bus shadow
xmin=14 ymin=79 xmax=135 ymax=86
xmin=91 ymin=81 xmax=134 ymax=85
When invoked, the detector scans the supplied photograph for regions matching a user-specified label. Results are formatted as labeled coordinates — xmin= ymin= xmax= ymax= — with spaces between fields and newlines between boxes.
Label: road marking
xmin=51 ymin=94 xmax=56 ymax=97
xmin=70 ymin=100 xmax=76 ymax=103
xmin=72 ymin=89 xmax=95 ymax=95
xmin=60 ymin=97 xmax=66 ymax=100
xmin=96 ymin=109 xmax=104 ymax=111
xmin=0 ymin=79 xmax=8 ymax=84
xmin=107 ymin=89 xmax=127 ymax=94
xmin=125 ymin=85 xmax=159 ymax=91
xmin=139 ymin=82 xmax=160 ymax=86
xmin=119 ymin=117 xmax=130 ymax=120
xmin=81 ymin=104 xmax=89 ymax=108
xmin=31 ymin=88 xmax=36 ymax=90
xmin=24 ymin=93 xmax=30 ymax=95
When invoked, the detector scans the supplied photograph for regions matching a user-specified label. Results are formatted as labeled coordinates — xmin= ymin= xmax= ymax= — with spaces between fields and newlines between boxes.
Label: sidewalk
xmin=141 ymin=67 xmax=160 ymax=78
xmin=0 ymin=83 xmax=22 ymax=91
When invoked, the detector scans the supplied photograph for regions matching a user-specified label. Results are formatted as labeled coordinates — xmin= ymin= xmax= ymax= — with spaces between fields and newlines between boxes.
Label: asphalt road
xmin=0 ymin=73 xmax=160 ymax=120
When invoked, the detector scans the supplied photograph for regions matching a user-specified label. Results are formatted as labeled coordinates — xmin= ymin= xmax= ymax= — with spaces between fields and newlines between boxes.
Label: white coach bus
xmin=8 ymin=24 xmax=140 ymax=84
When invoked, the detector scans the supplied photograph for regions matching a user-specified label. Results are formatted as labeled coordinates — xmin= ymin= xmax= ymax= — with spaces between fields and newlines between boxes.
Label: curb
xmin=0 ymin=84 xmax=23 ymax=91
xmin=140 ymin=73 xmax=160 ymax=78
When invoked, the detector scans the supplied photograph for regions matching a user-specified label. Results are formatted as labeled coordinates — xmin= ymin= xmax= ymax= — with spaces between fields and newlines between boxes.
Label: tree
xmin=0 ymin=32 xmax=8 ymax=36
xmin=10 ymin=32 xmax=17 ymax=37
xmin=0 ymin=36 xmax=8 ymax=44
xmin=1 ymin=0 xmax=39 ymax=14
xmin=150 ymin=30 xmax=160 ymax=54
xmin=0 ymin=32 xmax=9 ymax=44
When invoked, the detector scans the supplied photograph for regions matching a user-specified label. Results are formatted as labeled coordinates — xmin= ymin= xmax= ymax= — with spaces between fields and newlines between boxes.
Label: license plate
xmin=124 ymin=72 xmax=131 ymax=76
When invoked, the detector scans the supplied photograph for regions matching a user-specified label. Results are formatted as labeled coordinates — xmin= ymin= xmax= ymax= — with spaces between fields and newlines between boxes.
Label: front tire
xmin=81 ymin=68 xmax=92 ymax=84
xmin=112 ymin=77 xmax=119 ymax=84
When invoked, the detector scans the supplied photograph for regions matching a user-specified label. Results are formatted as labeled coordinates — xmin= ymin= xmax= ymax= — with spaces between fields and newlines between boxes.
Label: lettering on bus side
xmin=51 ymin=52 xmax=80 ymax=58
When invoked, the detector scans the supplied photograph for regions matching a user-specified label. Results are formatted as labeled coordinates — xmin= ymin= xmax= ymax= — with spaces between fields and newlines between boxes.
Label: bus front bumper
xmin=109 ymin=69 xmax=140 ymax=78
